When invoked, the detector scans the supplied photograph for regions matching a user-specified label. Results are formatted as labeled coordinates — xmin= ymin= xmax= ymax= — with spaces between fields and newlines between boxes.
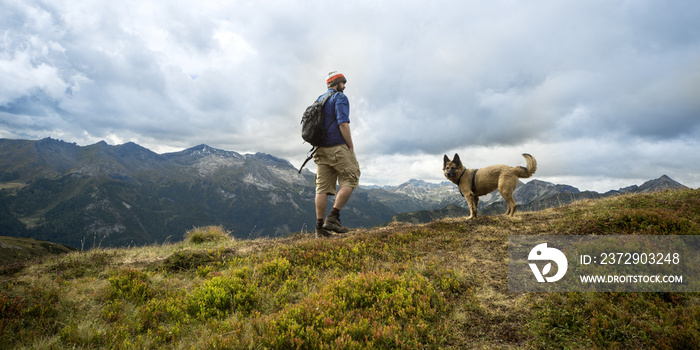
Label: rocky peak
xmin=636 ymin=175 xmax=688 ymax=193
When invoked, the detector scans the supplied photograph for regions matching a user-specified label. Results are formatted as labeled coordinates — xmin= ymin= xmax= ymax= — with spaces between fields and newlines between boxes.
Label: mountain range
xmin=386 ymin=175 xmax=688 ymax=224
xmin=0 ymin=138 xmax=689 ymax=248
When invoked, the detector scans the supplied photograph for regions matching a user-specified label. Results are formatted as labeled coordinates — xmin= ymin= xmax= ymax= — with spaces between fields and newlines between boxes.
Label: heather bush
xmin=248 ymin=271 xmax=451 ymax=349
xmin=101 ymin=299 xmax=124 ymax=323
xmin=276 ymin=239 xmax=374 ymax=271
xmin=107 ymin=268 xmax=154 ymax=304
xmin=259 ymin=256 xmax=291 ymax=279
xmin=187 ymin=271 xmax=259 ymax=319
xmin=531 ymin=292 xmax=700 ymax=349
xmin=138 ymin=295 xmax=191 ymax=331
xmin=136 ymin=296 xmax=191 ymax=345
xmin=0 ymin=284 xmax=63 ymax=345
xmin=560 ymin=189 xmax=700 ymax=235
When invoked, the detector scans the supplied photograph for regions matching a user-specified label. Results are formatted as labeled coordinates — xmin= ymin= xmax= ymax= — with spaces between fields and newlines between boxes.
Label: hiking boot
xmin=315 ymin=226 xmax=333 ymax=238
xmin=323 ymin=216 xmax=349 ymax=233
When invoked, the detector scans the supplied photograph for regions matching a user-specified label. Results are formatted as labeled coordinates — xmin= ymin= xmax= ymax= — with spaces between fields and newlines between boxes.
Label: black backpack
xmin=298 ymin=91 xmax=336 ymax=173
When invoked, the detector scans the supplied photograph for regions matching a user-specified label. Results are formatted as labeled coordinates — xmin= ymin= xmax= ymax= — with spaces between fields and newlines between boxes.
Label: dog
xmin=443 ymin=153 xmax=537 ymax=219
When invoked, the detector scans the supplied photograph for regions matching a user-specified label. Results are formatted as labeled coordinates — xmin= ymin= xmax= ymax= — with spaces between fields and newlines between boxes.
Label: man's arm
xmin=338 ymin=122 xmax=354 ymax=153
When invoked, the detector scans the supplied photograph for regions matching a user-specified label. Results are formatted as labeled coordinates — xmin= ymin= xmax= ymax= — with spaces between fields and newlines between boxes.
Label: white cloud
xmin=1 ymin=0 xmax=699 ymax=191
xmin=0 ymin=52 xmax=67 ymax=104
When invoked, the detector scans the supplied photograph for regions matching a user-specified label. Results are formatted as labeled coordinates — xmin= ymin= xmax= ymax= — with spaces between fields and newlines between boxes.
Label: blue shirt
xmin=317 ymin=88 xmax=350 ymax=147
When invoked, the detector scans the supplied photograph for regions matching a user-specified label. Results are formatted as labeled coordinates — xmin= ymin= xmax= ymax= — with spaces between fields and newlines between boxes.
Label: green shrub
xmin=107 ymin=269 xmax=153 ymax=304
xmin=530 ymin=292 xmax=700 ymax=349
xmin=101 ymin=299 xmax=124 ymax=323
xmin=260 ymin=257 xmax=291 ymax=279
xmin=0 ymin=285 xmax=63 ymax=346
xmin=187 ymin=272 xmax=258 ymax=319
xmin=139 ymin=296 xmax=190 ymax=330
xmin=578 ymin=209 xmax=696 ymax=235
xmin=560 ymin=189 xmax=700 ymax=235
xmin=251 ymin=271 xmax=449 ymax=349
xmin=137 ymin=295 xmax=191 ymax=345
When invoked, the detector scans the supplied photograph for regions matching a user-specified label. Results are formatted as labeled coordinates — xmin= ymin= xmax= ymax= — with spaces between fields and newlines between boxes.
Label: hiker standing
xmin=313 ymin=71 xmax=360 ymax=237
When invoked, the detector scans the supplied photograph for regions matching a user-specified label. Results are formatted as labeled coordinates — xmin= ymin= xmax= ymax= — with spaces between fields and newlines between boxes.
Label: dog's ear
xmin=443 ymin=155 xmax=450 ymax=168
xmin=453 ymin=154 xmax=462 ymax=167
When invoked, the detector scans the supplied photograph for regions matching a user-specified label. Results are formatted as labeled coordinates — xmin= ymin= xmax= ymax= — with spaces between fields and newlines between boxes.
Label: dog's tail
xmin=514 ymin=153 xmax=537 ymax=178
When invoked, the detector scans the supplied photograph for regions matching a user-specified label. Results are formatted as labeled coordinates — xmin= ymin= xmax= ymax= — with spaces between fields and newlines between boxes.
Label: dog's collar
xmin=456 ymin=168 xmax=467 ymax=185
xmin=455 ymin=169 xmax=467 ymax=197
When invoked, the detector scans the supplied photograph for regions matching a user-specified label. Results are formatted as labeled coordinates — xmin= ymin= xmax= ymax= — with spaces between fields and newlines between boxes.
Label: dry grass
xmin=184 ymin=225 xmax=233 ymax=244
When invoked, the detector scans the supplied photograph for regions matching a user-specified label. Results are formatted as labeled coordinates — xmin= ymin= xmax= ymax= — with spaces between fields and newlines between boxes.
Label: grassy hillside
xmin=1 ymin=189 xmax=698 ymax=349
xmin=0 ymin=236 xmax=75 ymax=265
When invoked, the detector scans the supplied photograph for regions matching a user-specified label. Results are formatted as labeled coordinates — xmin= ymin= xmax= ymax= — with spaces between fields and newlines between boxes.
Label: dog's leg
xmin=499 ymin=178 xmax=519 ymax=216
xmin=501 ymin=189 xmax=517 ymax=215
xmin=504 ymin=196 xmax=517 ymax=216
xmin=466 ymin=193 xmax=478 ymax=219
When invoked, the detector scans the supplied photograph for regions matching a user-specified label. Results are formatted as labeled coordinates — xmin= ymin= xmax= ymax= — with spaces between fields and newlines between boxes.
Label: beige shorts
xmin=314 ymin=144 xmax=361 ymax=195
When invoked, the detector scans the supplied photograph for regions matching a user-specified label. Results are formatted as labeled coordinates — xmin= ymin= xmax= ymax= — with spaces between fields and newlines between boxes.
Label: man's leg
xmin=324 ymin=186 xmax=353 ymax=233
xmin=315 ymin=193 xmax=328 ymax=220
xmin=332 ymin=186 xmax=354 ymax=210
xmin=314 ymin=193 xmax=332 ymax=237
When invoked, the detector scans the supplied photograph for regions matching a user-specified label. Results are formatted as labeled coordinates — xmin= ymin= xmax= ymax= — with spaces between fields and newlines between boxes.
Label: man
xmin=313 ymin=71 xmax=361 ymax=238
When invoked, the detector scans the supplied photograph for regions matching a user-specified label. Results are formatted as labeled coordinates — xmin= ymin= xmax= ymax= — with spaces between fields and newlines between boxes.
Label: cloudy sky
xmin=2 ymin=0 xmax=699 ymax=192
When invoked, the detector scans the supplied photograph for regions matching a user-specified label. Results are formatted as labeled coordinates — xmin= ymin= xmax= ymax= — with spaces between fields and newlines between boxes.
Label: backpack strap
xmin=321 ymin=90 xmax=336 ymax=104
xmin=318 ymin=91 xmax=337 ymax=141
xmin=298 ymin=146 xmax=317 ymax=174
